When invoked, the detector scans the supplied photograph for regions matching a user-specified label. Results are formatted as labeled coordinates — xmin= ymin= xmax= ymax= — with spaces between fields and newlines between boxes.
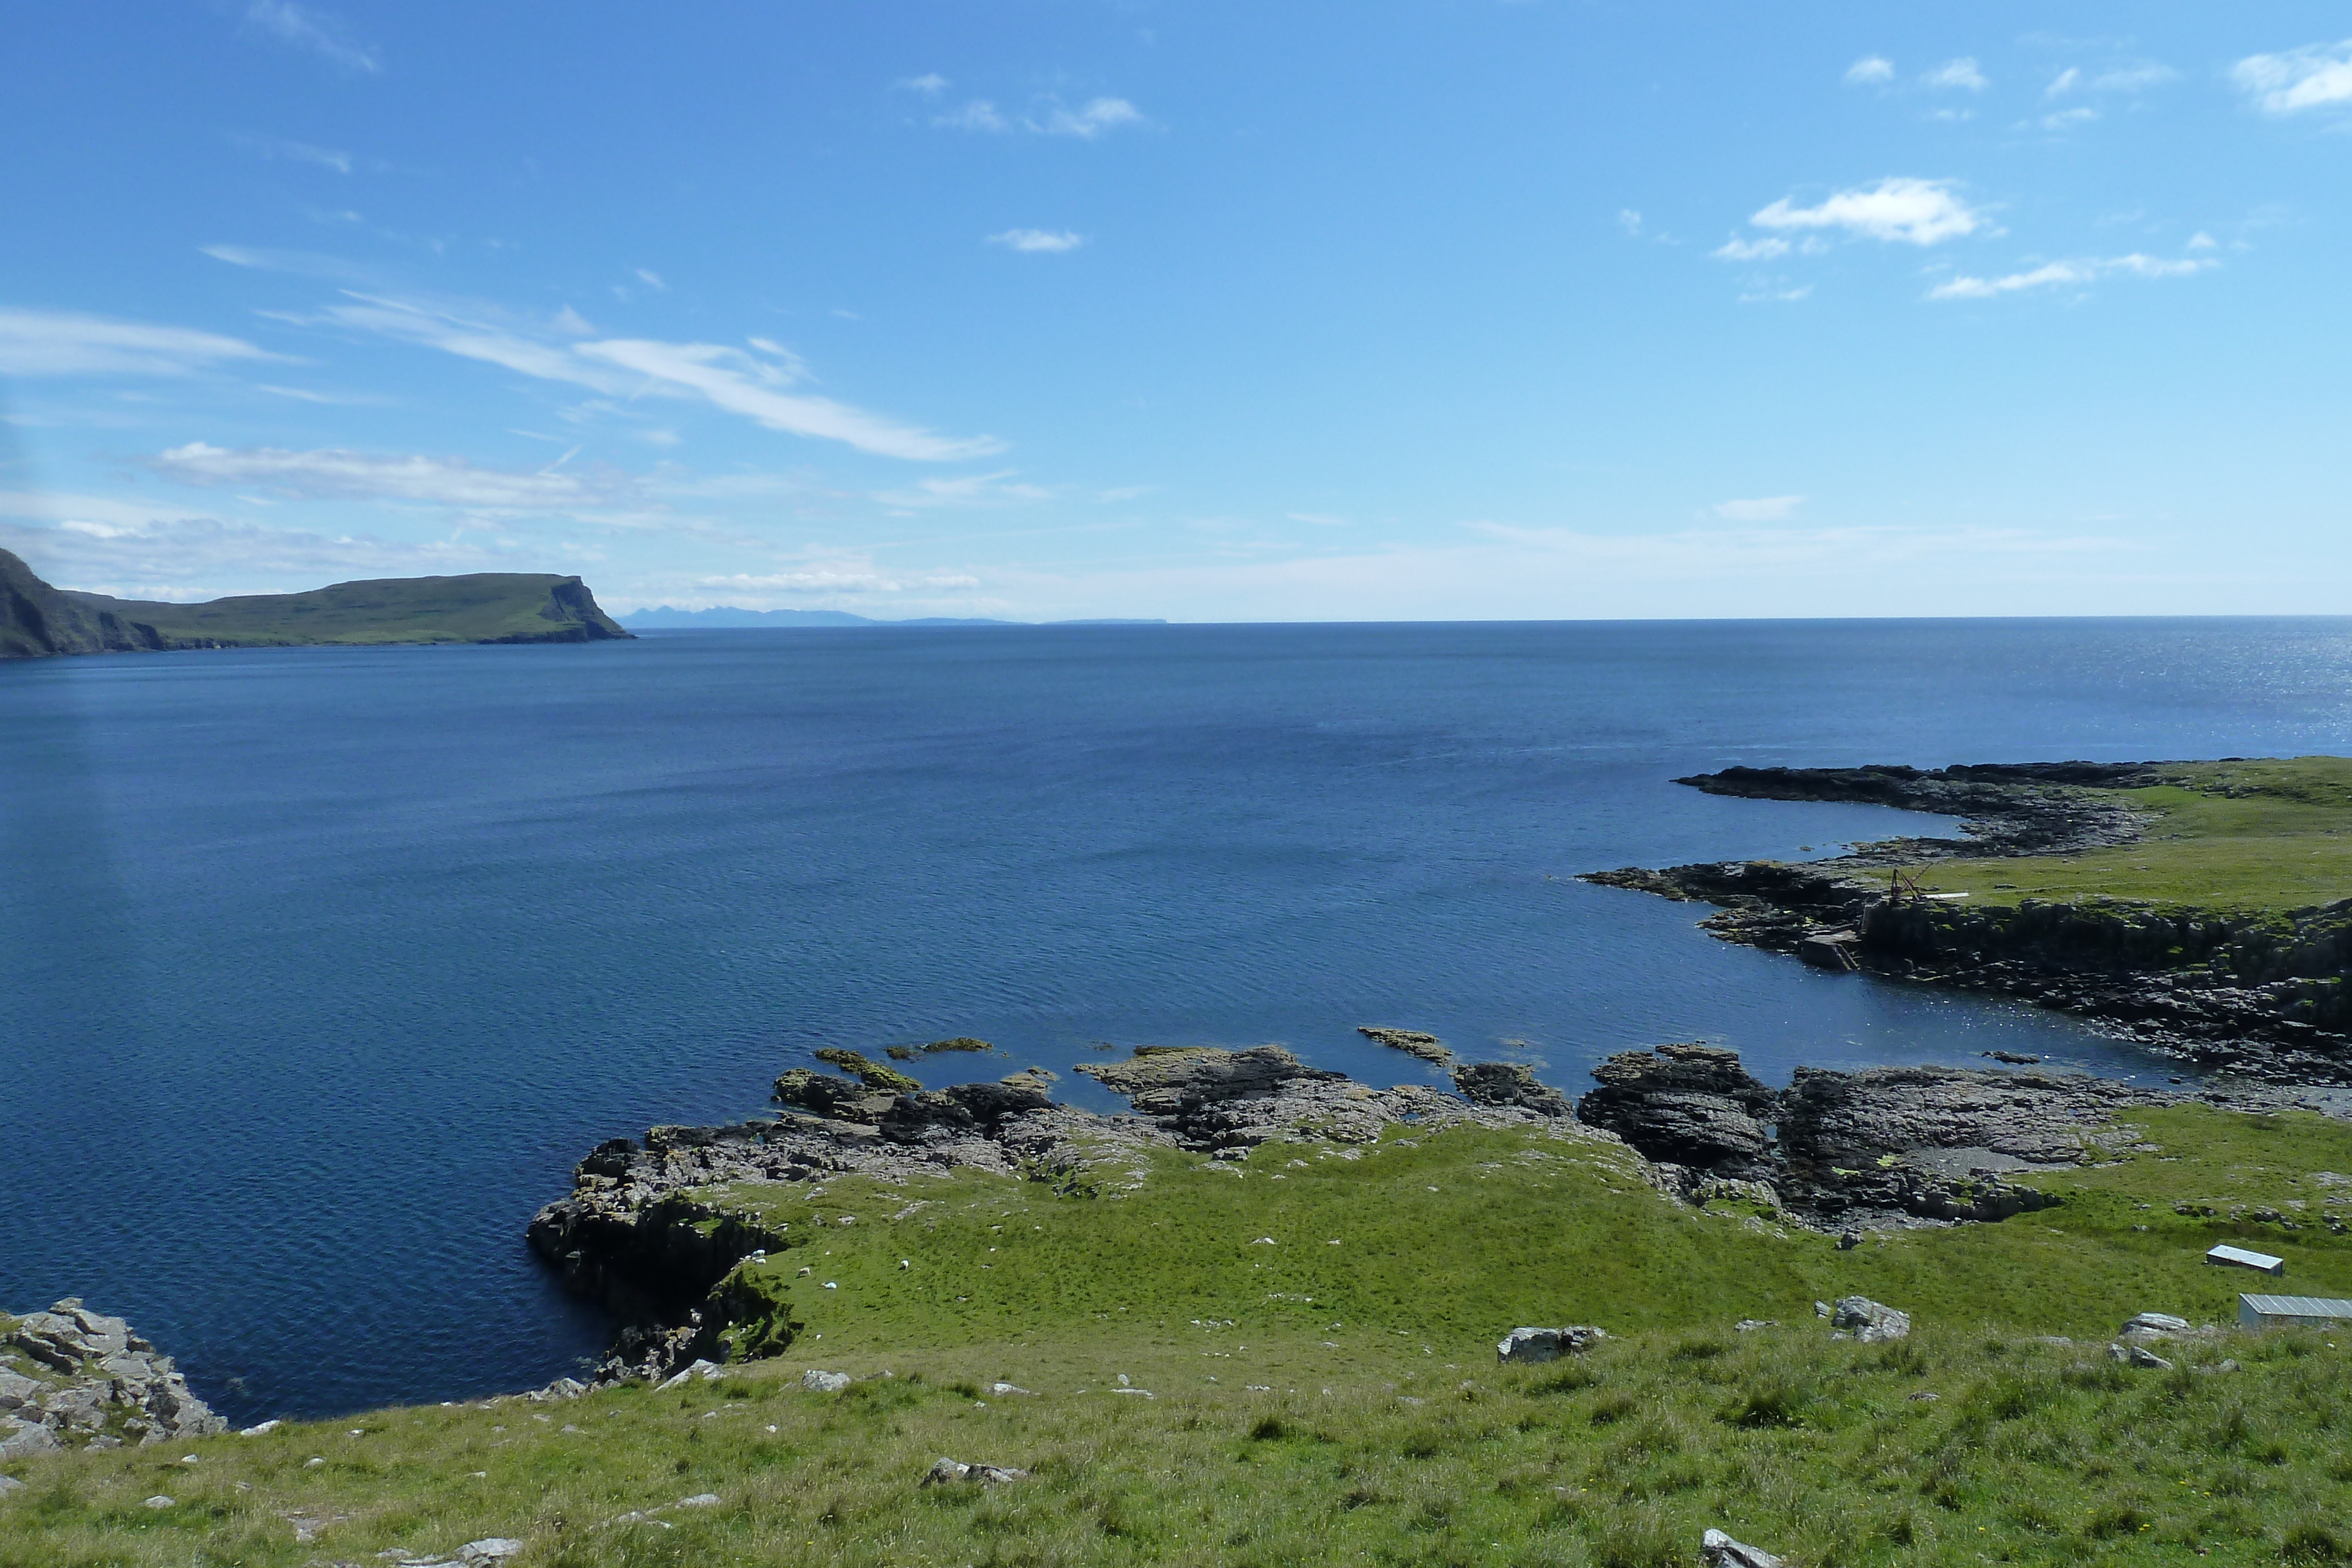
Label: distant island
xmin=622 ymin=605 xmax=1167 ymax=629
xmin=0 ymin=548 xmax=631 ymax=660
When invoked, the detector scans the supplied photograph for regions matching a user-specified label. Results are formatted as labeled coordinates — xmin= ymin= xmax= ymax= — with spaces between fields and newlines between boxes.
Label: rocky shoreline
xmin=1 ymin=1300 xmax=226 ymax=1463
xmin=524 ymin=1038 xmax=2290 ymax=1383
xmin=1583 ymin=762 xmax=2352 ymax=1083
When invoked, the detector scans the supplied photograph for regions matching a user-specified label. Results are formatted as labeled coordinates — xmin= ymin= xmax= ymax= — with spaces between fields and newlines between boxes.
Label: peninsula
xmin=1585 ymin=758 xmax=2352 ymax=1082
xmin=0 ymin=547 xmax=630 ymax=658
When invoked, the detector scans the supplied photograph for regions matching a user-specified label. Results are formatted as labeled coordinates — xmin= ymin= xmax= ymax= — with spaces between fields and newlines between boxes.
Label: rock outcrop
xmin=1357 ymin=1027 xmax=1452 ymax=1065
xmin=1581 ymin=763 xmax=2352 ymax=1080
xmin=1 ymin=1299 xmax=225 ymax=1455
xmin=532 ymin=1047 xmax=1581 ymax=1382
xmin=1575 ymin=1045 xmax=2188 ymax=1227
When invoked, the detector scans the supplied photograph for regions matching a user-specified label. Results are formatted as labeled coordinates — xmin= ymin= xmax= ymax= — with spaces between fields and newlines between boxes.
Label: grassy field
xmin=8 ymin=1105 xmax=2352 ymax=1566
xmin=59 ymin=573 xmax=629 ymax=648
xmin=1897 ymin=758 xmax=2352 ymax=914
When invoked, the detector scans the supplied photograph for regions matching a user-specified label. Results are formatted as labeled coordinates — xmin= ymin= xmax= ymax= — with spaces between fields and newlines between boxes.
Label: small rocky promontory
xmin=1573 ymin=1042 xmax=2186 ymax=1226
xmin=528 ymin=1044 xmax=1588 ymax=1380
xmin=1 ymin=1299 xmax=225 ymax=1458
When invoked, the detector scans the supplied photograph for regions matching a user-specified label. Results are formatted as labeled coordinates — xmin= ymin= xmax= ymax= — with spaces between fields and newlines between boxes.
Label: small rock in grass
xmin=0 ymin=1475 xmax=24 ymax=1497
xmin=801 ymin=1370 xmax=851 ymax=1393
xmin=459 ymin=1541 xmax=527 ymax=1566
xmin=1703 ymin=1527 xmax=1785 ymax=1568
xmin=677 ymin=1493 xmax=720 ymax=1507
xmin=2109 ymin=1342 xmax=2173 ymax=1370
xmin=239 ymin=1419 xmax=282 ymax=1436
xmin=1495 ymin=1326 xmax=1606 ymax=1364
xmin=988 ymin=1383 xmax=1033 ymax=1396
xmin=923 ymin=1457 xmax=1030 ymax=1486
xmin=143 ymin=1495 xmax=174 ymax=1509
xmin=1733 ymin=1320 xmax=1778 ymax=1333
xmin=1828 ymin=1297 xmax=1909 ymax=1343
xmin=305 ymin=1456 xmax=323 ymax=1467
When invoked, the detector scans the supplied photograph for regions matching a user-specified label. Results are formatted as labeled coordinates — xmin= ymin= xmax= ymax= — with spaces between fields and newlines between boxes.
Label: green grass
xmin=1900 ymin=758 xmax=2352 ymax=914
xmin=11 ymin=1106 xmax=2352 ymax=1564
xmin=59 ymin=573 xmax=628 ymax=648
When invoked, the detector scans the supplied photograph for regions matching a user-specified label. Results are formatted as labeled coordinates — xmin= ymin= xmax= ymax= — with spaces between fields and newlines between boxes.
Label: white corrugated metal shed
xmin=2239 ymin=1293 xmax=2352 ymax=1330
xmin=2206 ymin=1243 xmax=2285 ymax=1275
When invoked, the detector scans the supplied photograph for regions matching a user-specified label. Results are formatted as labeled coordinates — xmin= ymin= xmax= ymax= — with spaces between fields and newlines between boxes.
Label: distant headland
xmin=0 ymin=548 xmax=632 ymax=659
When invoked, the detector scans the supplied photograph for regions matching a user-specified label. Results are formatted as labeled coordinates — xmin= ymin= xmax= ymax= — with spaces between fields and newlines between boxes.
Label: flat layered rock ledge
xmin=526 ymin=1040 xmax=2260 ymax=1383
xmin=0 ymin=1300 xmax=225 ymax=1459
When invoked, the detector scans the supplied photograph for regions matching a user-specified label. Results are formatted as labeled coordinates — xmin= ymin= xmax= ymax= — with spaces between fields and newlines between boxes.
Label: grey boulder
xmin=1703 ymin=1528 xmax=1785 ymax=1568
xmin=1828 ymin=1296 xmax=1910 ymax=1343
xmin=1495 ymin=1326 xmax=1607 ymax=1364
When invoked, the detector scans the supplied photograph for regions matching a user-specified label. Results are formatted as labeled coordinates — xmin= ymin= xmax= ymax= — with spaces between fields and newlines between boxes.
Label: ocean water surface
xmin=8 ymin=617 xmax=2352 ymax=1422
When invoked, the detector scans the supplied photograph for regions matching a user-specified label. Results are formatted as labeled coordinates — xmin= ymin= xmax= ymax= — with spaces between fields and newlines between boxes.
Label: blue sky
xmin=2 ymin=3 xmax=2348 ymax=621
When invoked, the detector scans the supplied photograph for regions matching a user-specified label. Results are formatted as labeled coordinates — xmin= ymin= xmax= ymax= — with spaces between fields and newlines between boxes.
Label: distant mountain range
xmin=620 ymin=606 xmax=1167 ymax=628
xmin=0 ymin=548 xmax=632 ymax=658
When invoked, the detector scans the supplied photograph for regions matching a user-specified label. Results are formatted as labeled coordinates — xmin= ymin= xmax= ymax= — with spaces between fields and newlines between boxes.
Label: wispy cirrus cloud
xmin=2234 ymin=40 xmax=2352 ymax=116
xmin=145 ymin=442 xmax=614 ymax=509
xmin=576 ymin=339 xmax=1003 ymax=462
xmin=1750 ymin=178 xmax=1986 ymax=246
xmin=242 ymin=1 xmax=379 ymax=73
xmin=934 ymin=95 xmax=1148 ymax=138
xmin=1711 ymin=495 xmax=1805 ymax=523
xmin=228 ymin=132 xmax=359 ymax=173
xmin=1712 ymin=236 xmax=1790 ymax=262
xmin=1927 ymin=253 xmax=2213 ymax=300
xmin=987 ymin=229 xmax=1086 ymax=253
xmin=0 ymin=504 xmax=513 ymax=601
xmin=0 ymin=307 xmax=283 ymax=376
xmin=205 ymin=252 xmax=998 ymax=462
xmin=874 ymin=471 xmax=1052 ymax=510
xmin=896 ymin=73 xmax=948 ymax=96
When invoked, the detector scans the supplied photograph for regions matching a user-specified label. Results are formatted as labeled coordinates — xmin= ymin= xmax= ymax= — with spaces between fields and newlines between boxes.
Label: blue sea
xmin=8 ymin=617 xmax=2352 ymax=1423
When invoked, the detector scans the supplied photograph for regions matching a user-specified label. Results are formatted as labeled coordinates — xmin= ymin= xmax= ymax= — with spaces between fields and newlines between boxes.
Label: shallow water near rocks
xmin=6 ymin=617 xmax=2352 ymax=1422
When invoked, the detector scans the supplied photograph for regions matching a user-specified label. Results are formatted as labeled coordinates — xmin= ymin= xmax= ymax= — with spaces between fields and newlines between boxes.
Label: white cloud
xmin=2040 ymin=107 xmax=2100 ymax=130
xmin=0 ymin=308 xmax=281 ymax=376
xmin=2092 ymin=62 xmax=2179 ymax=92
xmin=0 ymin=511 xmax=511 ymax=599
xmin=146 ymin=443 xmax=611 ymax=509
xmin=1738 ymin=285 xmax=1812 ymax=304
xmin=934 ymin=94 xmax=1147 ymax=137
xmin=987 ymin=229 xmax=1086 ymax=253
xmin=1712 ymin=236 xmax=1790 ymax=261
xmin=1616 ymin=209 xmax=1643 ymax=236
xmin=1712 ymin=496 xmax=1805 ymax=522
xmin=696 ymin=569 xmax=981 ymax=595
xmin=2046 ymin=67 xmax=2082 ymax=98
xmin=634 ymin=268 xmax=667 ymax=291
xmin=2234 ymin=41 xmax=2352 ymax=116
xmin=1750 ymin=178 xmax=1984 ymax=246
xmin=897 ymin=73 xmax=948 ymax=95
xmin=1922 ymin=58 xmax=1989 ymax=91
xmin=1928 ymin=253 xmax=2213 ymax=300
xmin=874 ymin=471 xmax=1052 ymax=510
xmin=229 ymin=132 xmax=354 ymax=173
xmin=1845 ymin=56 xmax=1896 ymax=85
xmin=575 ymin=339 xmax=1003 ymax=462
xmin=2187 ymin=231 xmax=2217 ymax=250
xmin=936 ymin=99 xmax=1010 ymax=132
xmin=1035 ymin=97 xmax=1145 ymax=138
xmin=243 ymin=1 xmax=379 ymax=73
